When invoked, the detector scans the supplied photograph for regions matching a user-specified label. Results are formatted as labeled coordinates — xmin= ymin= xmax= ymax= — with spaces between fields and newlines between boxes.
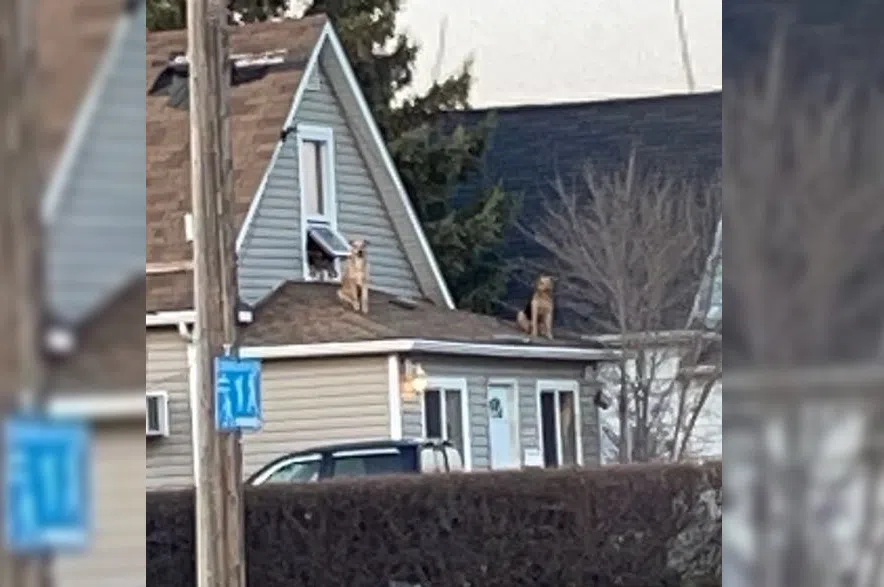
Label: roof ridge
xmin=444 ymin=91 xmax=722 ymax=116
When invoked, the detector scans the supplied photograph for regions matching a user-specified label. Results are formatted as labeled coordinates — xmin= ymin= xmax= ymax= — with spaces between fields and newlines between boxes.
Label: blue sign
xmin=215 ymin=356 xmax=263 ymax=431
xmin=3 ymin=416 xmax=91 ymax=553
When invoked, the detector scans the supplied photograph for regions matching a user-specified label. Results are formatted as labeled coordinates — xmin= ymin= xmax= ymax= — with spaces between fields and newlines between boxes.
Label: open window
xmin=297 ymin=125 xmax=349 ymax=281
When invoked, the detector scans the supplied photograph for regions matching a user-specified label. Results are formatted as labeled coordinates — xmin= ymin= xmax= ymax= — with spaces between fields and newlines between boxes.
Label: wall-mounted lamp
xmin=400 ymin=359 xmax=427 ymax=400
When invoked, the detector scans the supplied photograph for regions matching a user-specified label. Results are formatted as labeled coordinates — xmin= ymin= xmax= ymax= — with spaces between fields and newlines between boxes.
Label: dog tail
xmin=516 ymin=310 xmax=531 ymax=333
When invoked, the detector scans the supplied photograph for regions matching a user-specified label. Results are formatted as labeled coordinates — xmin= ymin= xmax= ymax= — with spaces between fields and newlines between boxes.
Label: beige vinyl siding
xmin=241 ymin=356 xmax=391 ymax=476
xmin=146 ymin=329 xmax=192 ymax=490
xmin=54 ymin=423 xmax=146 ymax=587
xmin=402 ymin=356 xmax=602 ymax=469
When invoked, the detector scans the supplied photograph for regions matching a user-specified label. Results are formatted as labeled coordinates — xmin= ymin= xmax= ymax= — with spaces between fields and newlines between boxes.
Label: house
xmin=30 ymin=0 xmax=146 ymax=585
xmin=145 ymin=15 xmax=621 ymax=490
xmin=439 ymin=93 xmax=723 ymax=461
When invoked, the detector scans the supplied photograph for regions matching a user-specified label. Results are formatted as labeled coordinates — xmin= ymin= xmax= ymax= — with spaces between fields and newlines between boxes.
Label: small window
xmin=423 ymin=388 xmax=466 ymax=463
xmin=307 ymin=224 xmax=350 ymax=257
xmin=331 ymin=449 xmax=407 ymax=478
xmin=260 ymin=455 xmax=321 ymax=484
xmin=301 ymin=139 xmax=326 ymax=217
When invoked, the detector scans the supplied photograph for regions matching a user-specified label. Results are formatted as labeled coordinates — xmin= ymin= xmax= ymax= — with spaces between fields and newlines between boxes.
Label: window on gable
xmin=301 ymin=139 xmax=326 ymax=217
xmin=298 ymin=126 xmax=350 ymax=281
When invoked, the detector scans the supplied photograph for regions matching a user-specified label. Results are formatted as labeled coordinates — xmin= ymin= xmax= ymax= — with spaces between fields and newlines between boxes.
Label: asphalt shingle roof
xmin=441 ymin=92 xmax=722 ymax=332
xmin=146 ymin=15 xmax=326 ymax=308
xmin=242 ymin=282 xmax=603 ymax=348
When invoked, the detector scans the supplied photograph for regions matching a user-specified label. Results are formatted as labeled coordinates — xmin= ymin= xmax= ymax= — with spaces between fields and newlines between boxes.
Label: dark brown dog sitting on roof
xmin=517 ymin=275 xmax=555 ymax=339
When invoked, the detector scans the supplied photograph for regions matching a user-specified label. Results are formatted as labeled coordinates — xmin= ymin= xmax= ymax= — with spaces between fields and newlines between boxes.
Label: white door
xmin=487 ymin=383 xmax=518 ymax=469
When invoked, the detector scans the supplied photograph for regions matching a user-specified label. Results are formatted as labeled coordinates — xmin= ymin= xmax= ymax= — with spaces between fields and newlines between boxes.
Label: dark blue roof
xmin=723 ymin=0 xmax=884 ymax=86
xmin=441 ymin=92 xmax=722 ymax=331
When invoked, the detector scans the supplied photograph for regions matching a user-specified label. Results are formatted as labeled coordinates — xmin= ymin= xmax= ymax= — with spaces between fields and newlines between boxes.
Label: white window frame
xmin=486 ymin=377 xmax=521 ymax=468
xmin=297 ymin=124 xmax=343 ymax=281
xmin=250 ymin=453 xmax=323 ymax=485
xmin=535 ymin=379 xmax=584 ymax=466
xmin=421 ymin=377 xmax=472 ymax=470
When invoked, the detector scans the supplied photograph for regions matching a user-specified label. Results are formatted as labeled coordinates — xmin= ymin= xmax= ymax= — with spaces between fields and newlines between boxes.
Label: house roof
xmin=241 ymin=281 xmax=604 ymax=350
xmin=38 ymin=0 xmax=124 ymax=171
xmin=441 ymin=92 xmax=722 ymax=332
xmin=4 ymin=0 xmax=146 ymax=394
xmin=50 ymin=277 xmax=146 ymax=391
xmin=146 ymin=15 xmax=327 ymax=304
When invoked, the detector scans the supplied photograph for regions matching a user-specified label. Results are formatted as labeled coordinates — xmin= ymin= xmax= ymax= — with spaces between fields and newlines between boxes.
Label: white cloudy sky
xmin=397 ymin=0 xmax=722 ymax=107
xmin=287 ymin=0 xmax=722 ymax=107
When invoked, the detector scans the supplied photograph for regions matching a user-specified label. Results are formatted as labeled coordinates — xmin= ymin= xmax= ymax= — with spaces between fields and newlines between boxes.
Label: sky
xmin=396 ymin=0 xmax=722 ymax=107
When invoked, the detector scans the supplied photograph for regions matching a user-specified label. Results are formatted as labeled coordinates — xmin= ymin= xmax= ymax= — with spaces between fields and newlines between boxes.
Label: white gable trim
xmin=234 ymin=21 xmax=327 ymax=252
xmin=234 ymin=21 xmax=456 ymax=309
xmin=42 ymin=7 xmax=137 ymax=222
xmin=241 ymin=338 xmax=620 ymax=362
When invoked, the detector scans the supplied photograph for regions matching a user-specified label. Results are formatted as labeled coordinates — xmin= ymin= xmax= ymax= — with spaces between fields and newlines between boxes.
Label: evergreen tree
xmin=146 ymin=0 xmax=517 ymax=313
xmin=147 ymin=0 xmax=288 ymax=30
xmin=305 ymin=0 xmax=517 ymax=313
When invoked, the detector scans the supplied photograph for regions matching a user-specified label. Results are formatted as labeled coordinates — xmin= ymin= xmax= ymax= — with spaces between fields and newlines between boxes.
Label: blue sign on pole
xmin=215 ymin=356 xmax=263 ymax=431
xmin=3 ymin=416 xmax=91 ymax=553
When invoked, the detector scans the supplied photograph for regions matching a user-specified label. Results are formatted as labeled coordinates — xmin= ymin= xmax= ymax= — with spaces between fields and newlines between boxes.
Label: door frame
xmin=486 ymin=378 xmax=521 ymax=469
xmin=535 ymin=379 xmax=584 ymax=466
xmin=420 ymin=377 xmax=472 ymax=470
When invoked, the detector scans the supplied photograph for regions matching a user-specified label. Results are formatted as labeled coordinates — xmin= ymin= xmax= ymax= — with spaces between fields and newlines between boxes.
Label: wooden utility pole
xmin=187 ymin=1 xmax=246 ymax=587
xmin=0 ymin=0 xmax=51 ymax=586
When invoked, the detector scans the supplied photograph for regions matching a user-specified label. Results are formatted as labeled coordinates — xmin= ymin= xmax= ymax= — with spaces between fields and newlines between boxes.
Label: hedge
xmin=147 ymin=462 xmax=721 ymax=587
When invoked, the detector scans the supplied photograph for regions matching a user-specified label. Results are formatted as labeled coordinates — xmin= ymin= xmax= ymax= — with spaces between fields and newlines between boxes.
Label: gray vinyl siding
xmin=237 ymin=59 xmax=422 ymax=303
xmin=146 ymin=330 xmax=193 ymax=490
xmin=241 ymin=356 xmax=391 ymax=477
xmin=402 ymin=356 xmax=602 ymax=469
xmin=46 ymin=4 xmax=146 ymax=324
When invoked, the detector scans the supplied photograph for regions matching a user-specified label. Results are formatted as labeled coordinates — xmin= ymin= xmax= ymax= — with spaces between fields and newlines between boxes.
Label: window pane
xmin=540 ymin=391 xmax=557 ymax=467
xmin=559 ymin=391 xmax=577 ymax=466
xmin=301 ymin=140 xmax=324 ymax=216
xmin=266 ymin=459 xmax=320 ymax=483
xmin=334 ymin=453 xmax=405 ymax=478
xmin=424 ymin=389 xmax=442 ymax=438
xmin=445 ymin=389 xmax=464 ymax=458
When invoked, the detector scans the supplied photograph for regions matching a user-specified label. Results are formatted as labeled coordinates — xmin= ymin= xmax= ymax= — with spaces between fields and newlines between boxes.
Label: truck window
xmin=331 ymin=448 xmax=407 ymax=478
xmin=255 ymin=454 xmax=322 ymax=484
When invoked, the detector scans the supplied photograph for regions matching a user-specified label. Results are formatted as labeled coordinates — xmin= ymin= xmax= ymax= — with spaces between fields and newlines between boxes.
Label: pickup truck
xmin=246 ymin=438 xmax=464 ymax=485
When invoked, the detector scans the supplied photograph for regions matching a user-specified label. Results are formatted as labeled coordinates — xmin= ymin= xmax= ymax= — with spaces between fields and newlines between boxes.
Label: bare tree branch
xmin=522 ymin=152 xmax=720 ymax=462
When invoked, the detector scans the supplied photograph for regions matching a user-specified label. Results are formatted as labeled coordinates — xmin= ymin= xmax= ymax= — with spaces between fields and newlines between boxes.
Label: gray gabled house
xmin=145 ymin=15 xmax=621 ymax=492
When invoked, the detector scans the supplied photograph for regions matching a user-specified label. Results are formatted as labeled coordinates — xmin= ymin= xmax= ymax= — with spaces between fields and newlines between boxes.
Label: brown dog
xmin=337 ymin=239 xmax=369 ymax=313
xmin=517 ymin=275 xmax=555 ymax=339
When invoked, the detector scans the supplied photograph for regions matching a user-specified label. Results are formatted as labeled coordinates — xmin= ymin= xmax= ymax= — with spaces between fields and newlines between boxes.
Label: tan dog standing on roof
xmin=338 ymin=239 xmax=369 ymax=313
xmin=517 ymin=275 xmax=555 ymax=339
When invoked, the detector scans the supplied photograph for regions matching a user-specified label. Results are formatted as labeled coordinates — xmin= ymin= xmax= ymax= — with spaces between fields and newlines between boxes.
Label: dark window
xmin=540 ymin=392 xmax=558 ymax=467
xmin=331 ymin=451 xmax=407 ymax=478
xmin=262 ymin=456 xmax=321 ymax=483
xmin=424 ymin=389 xmax=442 ymax=438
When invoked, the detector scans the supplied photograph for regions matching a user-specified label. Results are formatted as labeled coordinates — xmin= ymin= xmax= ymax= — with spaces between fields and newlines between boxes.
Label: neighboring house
xmin=441 ymin=93 xmax=723 ymax=461
xmin=32 ymin=0 xmax=146 ymax=586
xmin=145 ymin=15 xmax=620 ymax=490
